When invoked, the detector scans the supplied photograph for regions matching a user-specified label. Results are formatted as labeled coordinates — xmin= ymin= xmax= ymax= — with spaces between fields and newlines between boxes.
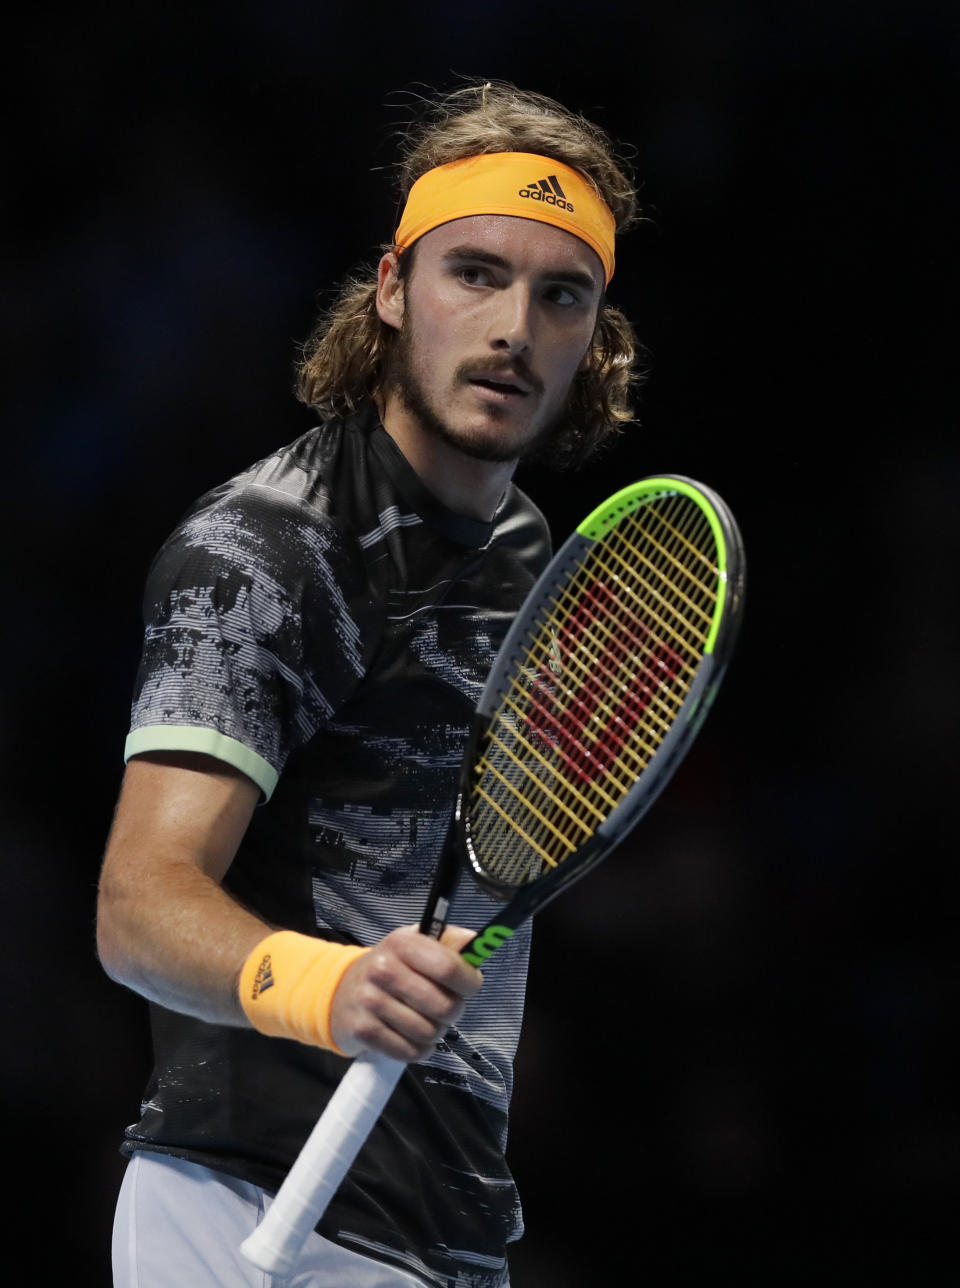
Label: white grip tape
xmin=240 ymin=1049 xmax=405 ymax=1276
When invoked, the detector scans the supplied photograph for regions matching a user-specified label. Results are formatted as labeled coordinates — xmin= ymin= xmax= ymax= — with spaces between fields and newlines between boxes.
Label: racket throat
xmin=418 ymin=813 xmax=463 ymax=939
xmin=421 ymin=896 xmax=450 ymax=939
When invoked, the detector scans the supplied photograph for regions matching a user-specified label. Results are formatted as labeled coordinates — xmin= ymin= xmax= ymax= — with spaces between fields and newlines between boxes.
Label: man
xmin=98 ymin=81 xmax=640 ymax=1287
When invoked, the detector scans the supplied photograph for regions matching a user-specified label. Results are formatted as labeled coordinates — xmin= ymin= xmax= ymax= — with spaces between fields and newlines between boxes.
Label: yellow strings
xmin=469 ymin=493 xmax=722 ymax=885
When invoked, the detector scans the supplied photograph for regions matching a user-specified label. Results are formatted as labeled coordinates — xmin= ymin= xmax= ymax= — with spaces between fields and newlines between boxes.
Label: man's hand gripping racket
xmin=241 ymin=475 xmax=746 ymax=1276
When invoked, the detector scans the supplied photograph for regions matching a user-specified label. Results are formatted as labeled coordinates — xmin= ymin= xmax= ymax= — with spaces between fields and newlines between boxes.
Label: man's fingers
xmin=364 ymin=942 xmax=470 ymax=1024
xmin=438 ymin=923 xmax=484 ymax=964
xmin=387 ymin=925 xmax=483 ymax=998
xmin=330 ymin=924 xmax=483 ymax=1061
xmin=340 ymin=973 xmax=464 ymax=1061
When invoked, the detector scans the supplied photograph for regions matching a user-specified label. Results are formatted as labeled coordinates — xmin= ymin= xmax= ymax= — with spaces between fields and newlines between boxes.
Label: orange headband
xmin=394 ymin=152 xmax=617 ymax=285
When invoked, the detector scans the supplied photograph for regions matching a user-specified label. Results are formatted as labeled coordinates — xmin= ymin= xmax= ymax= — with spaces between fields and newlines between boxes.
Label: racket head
xmin=454 ymin=474 xmax=745 ymax=909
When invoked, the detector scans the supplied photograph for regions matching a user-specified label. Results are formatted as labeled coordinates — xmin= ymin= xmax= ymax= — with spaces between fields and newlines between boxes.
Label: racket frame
xmin=424 ymin=474 xmax=746 ymax=956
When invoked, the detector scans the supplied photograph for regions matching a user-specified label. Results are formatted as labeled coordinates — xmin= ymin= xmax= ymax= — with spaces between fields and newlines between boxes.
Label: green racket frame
xmin=422 ymin=475 xmax=746 ymax=961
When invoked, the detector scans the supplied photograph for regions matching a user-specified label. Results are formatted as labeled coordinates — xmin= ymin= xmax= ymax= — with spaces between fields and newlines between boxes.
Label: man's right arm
xmin=97 ymin=751 xmax=481 ymax=1059
xmin=96 ymin=751 xmax=273 ymax=1025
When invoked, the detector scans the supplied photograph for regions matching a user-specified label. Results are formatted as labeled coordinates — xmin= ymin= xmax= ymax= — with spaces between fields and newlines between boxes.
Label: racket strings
xmin=613 ymin=492 xmax=721 ymax=633
xmin=537 ymin=597 xmax=680 ymax=770
xmin=468 ymin=493 xmax=722 ymax=886
xmin=604 ymin=494 xmax=719 ymax=644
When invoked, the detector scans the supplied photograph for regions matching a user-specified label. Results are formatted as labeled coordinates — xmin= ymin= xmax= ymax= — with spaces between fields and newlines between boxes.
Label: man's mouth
xmin=466 ymin=373 xmax=532 ymax=398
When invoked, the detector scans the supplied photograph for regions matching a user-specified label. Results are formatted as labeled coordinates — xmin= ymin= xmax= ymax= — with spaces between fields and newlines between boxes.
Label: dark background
xmin=4 ymin=1 xmax=957 ymax=1283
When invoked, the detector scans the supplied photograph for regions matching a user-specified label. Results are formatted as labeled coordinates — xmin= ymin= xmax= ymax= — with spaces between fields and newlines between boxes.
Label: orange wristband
xmin=238 ymin=930 xmax=368 ymax=1055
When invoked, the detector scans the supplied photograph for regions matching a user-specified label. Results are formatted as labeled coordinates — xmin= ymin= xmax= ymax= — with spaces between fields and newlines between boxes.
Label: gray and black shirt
xmin=121 ymin=402 xmax=551 ymax=1288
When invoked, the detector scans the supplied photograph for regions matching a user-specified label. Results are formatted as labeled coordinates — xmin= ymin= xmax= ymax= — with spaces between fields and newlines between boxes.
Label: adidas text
xmin=519 ymin=188 xmax=574 ymax=213
xmin=520 ymin=175 xmax=574 ymax=213
xmin=252 ymin=953 xmax=275 ymax=999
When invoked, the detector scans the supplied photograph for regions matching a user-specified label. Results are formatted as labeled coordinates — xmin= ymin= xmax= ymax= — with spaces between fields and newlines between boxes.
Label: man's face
xmin=379 ymin=215 xmax=605 ymax=464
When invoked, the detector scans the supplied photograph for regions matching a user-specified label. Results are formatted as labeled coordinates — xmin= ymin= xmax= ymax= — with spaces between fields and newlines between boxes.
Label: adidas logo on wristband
xmin=251 ymin=953 xmax=275 ymax=998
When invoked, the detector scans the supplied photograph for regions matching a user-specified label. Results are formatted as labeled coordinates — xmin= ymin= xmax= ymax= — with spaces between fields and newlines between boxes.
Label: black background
xmin=4 ymin=2 xmax=958 ymax=1283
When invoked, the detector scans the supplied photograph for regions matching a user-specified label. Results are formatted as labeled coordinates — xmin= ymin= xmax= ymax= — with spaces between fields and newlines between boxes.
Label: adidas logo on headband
xmin=519 ymin=174 xmax=574 ymax=213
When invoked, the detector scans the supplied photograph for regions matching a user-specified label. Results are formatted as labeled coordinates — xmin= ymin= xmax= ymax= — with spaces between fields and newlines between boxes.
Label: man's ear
xmin=376 ymin=251 xmax=405 ymax=331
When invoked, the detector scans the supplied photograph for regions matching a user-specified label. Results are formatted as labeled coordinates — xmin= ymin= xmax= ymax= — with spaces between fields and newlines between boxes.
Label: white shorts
xmin=112 ymin=1151 xmax=429 ymax=1287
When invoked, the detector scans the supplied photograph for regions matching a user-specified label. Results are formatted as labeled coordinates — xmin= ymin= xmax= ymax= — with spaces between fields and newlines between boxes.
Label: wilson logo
xmin=519 ymin=174 xmax=574 ymax=212
xmin=527 ymin=579 xmax=684 ymax=784
xmin=251 ymin=954 xmax=274 ymax=999
xmin=462 ymin=925 xmax=515 ymax=966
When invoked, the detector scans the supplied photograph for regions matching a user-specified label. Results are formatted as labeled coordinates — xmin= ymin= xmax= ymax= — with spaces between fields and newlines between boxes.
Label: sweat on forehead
xmin=394 ymin=152 xmax=617 ymax=285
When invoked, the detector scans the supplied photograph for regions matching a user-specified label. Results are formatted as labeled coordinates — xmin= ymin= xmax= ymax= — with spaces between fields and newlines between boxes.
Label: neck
xmin=378 ymin=393 xmax=517 ymax=523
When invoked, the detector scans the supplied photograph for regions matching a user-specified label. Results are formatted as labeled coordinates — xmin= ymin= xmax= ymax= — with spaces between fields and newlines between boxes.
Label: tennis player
xmin=98 ymin=80 xmax=640 ymax=1287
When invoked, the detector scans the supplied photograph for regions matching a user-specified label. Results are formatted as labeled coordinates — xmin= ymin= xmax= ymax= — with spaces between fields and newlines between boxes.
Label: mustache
xmin=454 ymin=357 xmax=543 ymax=397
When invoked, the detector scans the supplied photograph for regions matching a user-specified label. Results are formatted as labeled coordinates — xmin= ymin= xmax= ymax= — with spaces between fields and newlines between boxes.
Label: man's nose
xmin=487 ymin=284 xmax=533 ymax=355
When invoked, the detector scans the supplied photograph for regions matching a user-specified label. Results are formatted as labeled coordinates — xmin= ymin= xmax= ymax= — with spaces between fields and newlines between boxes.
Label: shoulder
xmin=149 ymin=415 xmax=377 ymax=594
xmin=490 ymin=482 xmax=552 ymax=571
xmin=182 ymin=421 xmax=346 ymax=537
xmin=138 ymin=415 xmax=391 ymax=688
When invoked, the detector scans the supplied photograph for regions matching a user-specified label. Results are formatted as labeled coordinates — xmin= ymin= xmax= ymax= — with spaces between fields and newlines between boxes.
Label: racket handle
xmin=240 ymin=1049 xmax=404 ymax=1276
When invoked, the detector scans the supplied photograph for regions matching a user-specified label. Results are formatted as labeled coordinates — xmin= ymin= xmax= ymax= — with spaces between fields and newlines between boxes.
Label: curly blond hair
xmin=296 ymin=80 xmax=644 ymax=470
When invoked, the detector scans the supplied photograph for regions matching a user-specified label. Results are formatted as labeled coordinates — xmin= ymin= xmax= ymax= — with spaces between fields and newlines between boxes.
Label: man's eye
xmin=546 ymin=285 xmax=578 ymax=307
xmin=459 ymin=266 xmax=490 ymax=286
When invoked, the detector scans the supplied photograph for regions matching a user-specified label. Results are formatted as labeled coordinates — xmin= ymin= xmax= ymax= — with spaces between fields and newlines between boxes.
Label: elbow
xmin=96 ymin=923 xmax=120 ymax=984
xmin=96 ymin=880 xmax=133 ymax=987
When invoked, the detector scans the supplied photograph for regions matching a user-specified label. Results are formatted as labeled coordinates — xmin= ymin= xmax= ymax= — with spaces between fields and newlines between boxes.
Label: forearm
xmin=96 ymin=752 xmax=267 ymax=1027
xmin=97 ymin=857 xmax=271 ymax=1026
xmin=97 ymin=756 xmax=482 ymax=1057
xmin=98 ymin=870 xmax=480 ymax=1057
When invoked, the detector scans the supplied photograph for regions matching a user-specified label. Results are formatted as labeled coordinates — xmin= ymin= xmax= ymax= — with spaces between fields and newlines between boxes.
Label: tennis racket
xmin=241 ymin=474 xmax=746 ymax=1275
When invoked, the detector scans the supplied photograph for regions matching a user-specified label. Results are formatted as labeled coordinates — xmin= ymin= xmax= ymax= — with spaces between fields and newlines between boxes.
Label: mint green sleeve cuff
xmin=124 ymin=725 xmax=279 ymax=802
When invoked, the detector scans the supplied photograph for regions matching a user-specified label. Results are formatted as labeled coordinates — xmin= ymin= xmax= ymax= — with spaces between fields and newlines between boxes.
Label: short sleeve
xmin=125 ymin=485 xmax=367 ymax=801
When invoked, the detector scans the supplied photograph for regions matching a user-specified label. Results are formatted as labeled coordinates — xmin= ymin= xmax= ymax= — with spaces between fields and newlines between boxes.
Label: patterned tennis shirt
xmin=121 ymin=402 xmax=551 ymax=1287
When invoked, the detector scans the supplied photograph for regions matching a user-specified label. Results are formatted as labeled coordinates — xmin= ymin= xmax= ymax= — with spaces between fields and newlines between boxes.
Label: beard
xmin=386 ymin=308 xmax=573 ymax=464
